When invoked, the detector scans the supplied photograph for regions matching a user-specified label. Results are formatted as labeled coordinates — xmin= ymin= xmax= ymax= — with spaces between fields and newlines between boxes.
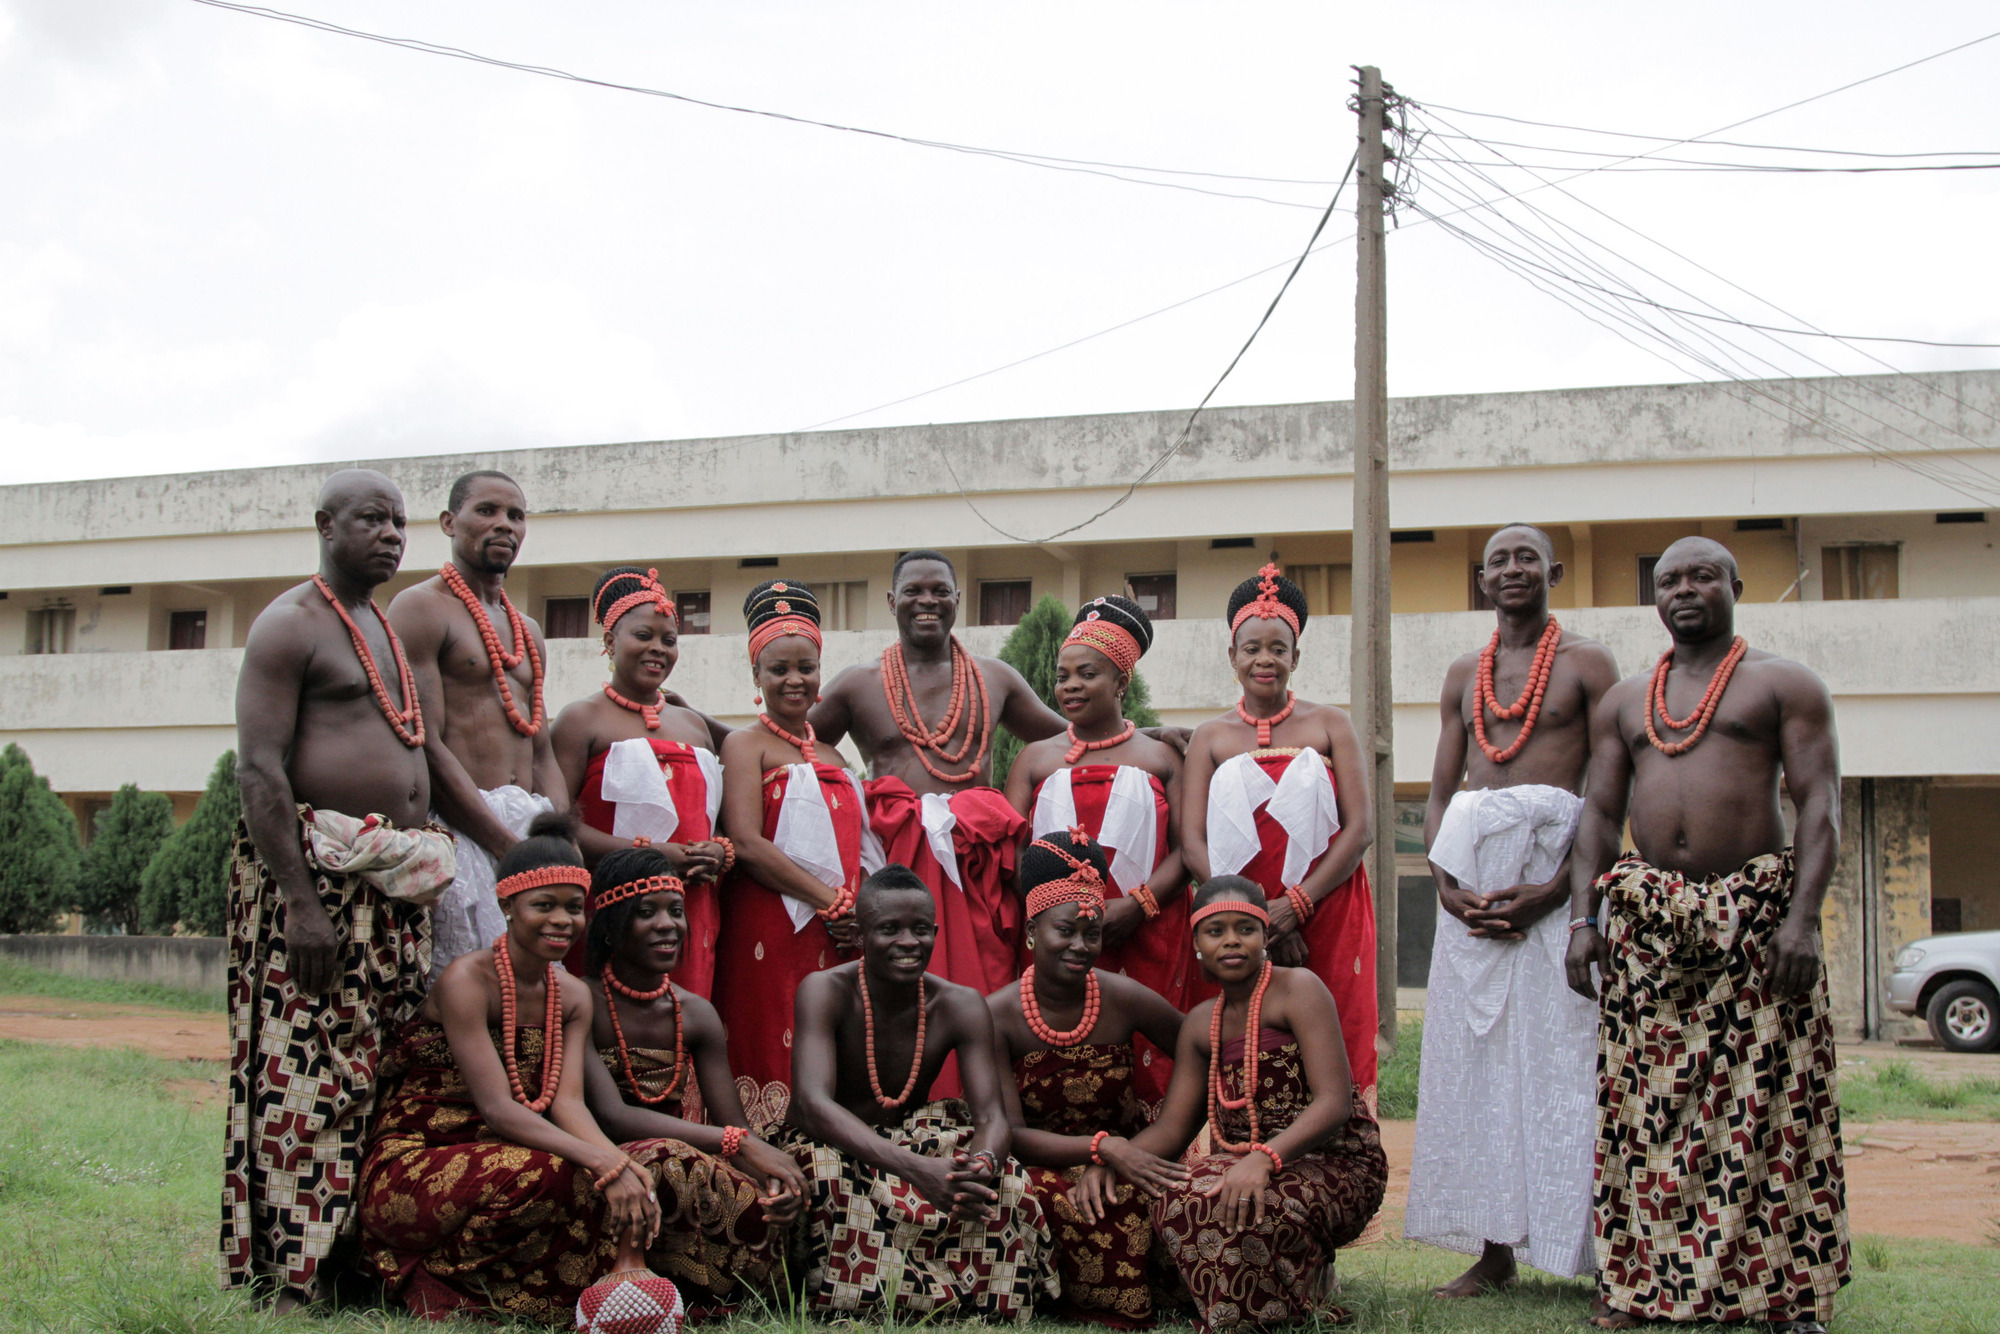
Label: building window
xmin=168 ymin=610 xmax=208 ymax=650
xmin=1469 ymin=563 xmax=1492 ymax=611
xmin=978 ymin=580 xmax=1032 ymax=627
xmin=806 ymin=581 xmax=869 ymax=632
xmin=1125 ymin=573 xmax=1177 ymax=620
xmin=28 ymin=605 xmax=75 ymax=655
xmin=1821 ymin=543 xmax=1900 ymax=601
xmin=544 ymin=597 xmax=590 ymax=639
xmin=1637 ymin=554 xmax=1660 ymax=606
xmin=1284 ymin=564 xmax=1350 ymax=618
xmin=676 ymin=590 xmax=712 ymax=634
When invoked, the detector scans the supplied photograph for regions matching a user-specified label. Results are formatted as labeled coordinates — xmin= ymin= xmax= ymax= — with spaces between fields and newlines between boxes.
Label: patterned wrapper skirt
xmin=1151 ymin=1032 xmax=1386 ymax=1331
xmin=784 ymin=1099 xmax=1057 ymax=1318
xmin=1595 ymin=849 xmax=1850 ymax=1323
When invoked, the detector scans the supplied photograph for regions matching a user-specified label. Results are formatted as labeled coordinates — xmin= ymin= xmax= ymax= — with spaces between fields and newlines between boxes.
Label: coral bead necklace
xmin=1645 ymin=636 xmax=1748 ymax=757
xmin=603 ymin=683 xmax=664 ymax=730
xmin=1064 ymin=720 xmax=1134 ymax=766
xmin=760 ymin=713 xmax=818 ymax=763
xmin=440 ymin=563 xmax=545 ymax=737
xmin=492 ymin=933 xmax=564 ymax=1113
xmin=859 ymin=972 xmax=927 ymax=1109
xmin=601 ymin=964 xmax=685 ymax=1105
xmin=881 ymin=639 xmax=992 ymax=784
xmin=1207 ymin=959 xmax=1273 ymax=1153
xmin=1473 ymin=617 xmax=1562 ymax=765
xmin=312 ymin=574 xmax=424 ymax=747
xmin=1235 ymin=692 xmax=1295 ymax=747
xmin=1019 ymin=964 xmax=1102 ymax=1047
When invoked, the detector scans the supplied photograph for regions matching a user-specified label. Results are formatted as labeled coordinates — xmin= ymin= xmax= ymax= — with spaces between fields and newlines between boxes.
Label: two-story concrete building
xmin=4 ymin=368 xmax=1995 ymax=1040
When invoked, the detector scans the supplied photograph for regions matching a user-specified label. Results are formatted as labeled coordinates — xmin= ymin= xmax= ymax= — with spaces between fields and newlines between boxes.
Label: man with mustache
xmin=223 ymin=469 xmax=457 ymax=1311
xmin=1405 ymin=524 xmax=1620 ymax=1297
xmin=1566 ymin=536 xmax=1848 ymax=1334
xmin=389 ymin=471 xmax=563 ymax=980
xmin=783 ymin=864 xmax=1055 ymax=1319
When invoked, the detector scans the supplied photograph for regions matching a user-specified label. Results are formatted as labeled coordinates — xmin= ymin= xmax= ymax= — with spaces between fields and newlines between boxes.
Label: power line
xmin=1415 ymin=154 xmax=2000 ymax=175
xmin=182 ymin=0 xmax=1328 ymax=209
xmin=1417 ymin=105 xmax=2000 ymax=159
xmin=933 ymin=152 xmax=1360 ymax=544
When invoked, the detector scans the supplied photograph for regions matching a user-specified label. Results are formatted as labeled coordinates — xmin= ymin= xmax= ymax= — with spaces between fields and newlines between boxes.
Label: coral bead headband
xmin=600 ymin=569 xmax=676 ymax=634
xmin=1063 ymin=617 xmax=1142 ymax=675
xmin=1229 ymin=563 xmax=1301 ymax=639
xmin=1189 ymin=899 xmax=1271 ymax=927
xmin=591 ymin=874 xmax=686 ymax=913
xmin=496 ymin=865 xmax=593 ymax=900
xmin=1024 ymin=827 xmax=1106 ymax=921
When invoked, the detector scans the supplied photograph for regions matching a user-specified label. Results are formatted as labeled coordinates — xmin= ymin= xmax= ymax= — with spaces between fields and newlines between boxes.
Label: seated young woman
xmin=357 ymin=814 xmax=661 ymax=1324
xmin=551 ymin=566 xmax=729 ymax=993
xmin=579 ymin=843 xmax=807 ymax=1309
xmin=1004 ymin=595 xmax=1190 ymax=1102
xmin=1084 ymin=877 xmax=1387 ymax=1331
xmin=986 ymin=828 xmax=1187 ymax=1327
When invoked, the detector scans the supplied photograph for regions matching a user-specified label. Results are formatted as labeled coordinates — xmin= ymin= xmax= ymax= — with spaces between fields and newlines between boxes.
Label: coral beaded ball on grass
xmin=576 ymin=1236 xmax=684 ymax=1334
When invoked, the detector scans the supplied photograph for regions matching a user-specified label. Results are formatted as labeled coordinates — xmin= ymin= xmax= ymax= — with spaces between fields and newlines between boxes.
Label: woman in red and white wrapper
xmin=551 ymin=567 xmax=729 ymax=995
xmin=712 ymin=581 xmax=884 ymax=1133
xmin=1005 ymin=594 xmax=1190 ymax=1102
xmin=1179 ymin=564 xmax=1379 ymax=1118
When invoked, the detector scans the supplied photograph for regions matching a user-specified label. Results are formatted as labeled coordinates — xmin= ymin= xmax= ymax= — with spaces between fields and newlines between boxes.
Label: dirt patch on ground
xmin=0 ymin=993 xmax=226 ymax=1063
xmin=1376 ymin=1115 xmax=1999 ymax=1248
xmin=1841 ymin=1039 xmax=2000 ymax=1086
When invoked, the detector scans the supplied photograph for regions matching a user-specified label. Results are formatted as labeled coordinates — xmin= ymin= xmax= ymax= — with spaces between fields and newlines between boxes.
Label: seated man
xmin=785 ymin=865 xmax=1056 ymax=1319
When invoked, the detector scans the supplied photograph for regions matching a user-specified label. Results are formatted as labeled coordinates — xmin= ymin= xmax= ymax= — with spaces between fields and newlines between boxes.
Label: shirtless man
xmin=389 ymin=471 xmax=564 ymax=978
xmin=809 ymin=551 xmax=1075 ymax=997
xmin=224 ymin=470 xmax=458 ymax=1310
xmin=1566 ymin=536 xmax=1847 ymax=1334
xmin=1404 ymin=524 xmax=1620 ymax=1295
xmin=785 ymin=865 xmax=1055 ymax=1318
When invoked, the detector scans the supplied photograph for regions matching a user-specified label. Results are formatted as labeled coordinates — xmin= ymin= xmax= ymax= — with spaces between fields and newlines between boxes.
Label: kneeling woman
xmin=987 ymin=829 xmax=1186 ymax=1327
xmin=580 ymin=844 xmax=807 ymax=1308
xmin=358 ymin=815 xmax=660 ymax=1323
xmin=1088 ymin=877 xmax=1387 ymax=1330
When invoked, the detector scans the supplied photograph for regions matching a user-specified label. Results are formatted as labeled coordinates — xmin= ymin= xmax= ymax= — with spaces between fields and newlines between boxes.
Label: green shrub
xmin=77 ymin=785 xmax=177 ymax=935
xmin=139 ymin=751 xmax=239 ymax=936
xmin=0 ymin=743 xmax=82 ymax=934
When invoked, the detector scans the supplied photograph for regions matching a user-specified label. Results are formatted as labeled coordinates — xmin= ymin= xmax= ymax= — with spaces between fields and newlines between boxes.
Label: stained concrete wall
xmin=0 ymin=934 xmax=224 ymax=994
xmin=1823 ymin=776 xmax=1931 ymax=1042
xmin=1929 ymin=784 xmax=2000 ymax=933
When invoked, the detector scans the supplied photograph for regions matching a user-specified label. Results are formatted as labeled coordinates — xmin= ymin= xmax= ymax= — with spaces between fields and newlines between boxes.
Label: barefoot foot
xmin=1583 ymin=1294 xmax=1640 ymax=1329
xmin=1433 ymin=1243 xmax=1518 ymax=1298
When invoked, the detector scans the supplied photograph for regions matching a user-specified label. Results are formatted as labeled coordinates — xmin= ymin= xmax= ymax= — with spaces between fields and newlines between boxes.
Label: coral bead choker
xmin=1064 ymin=720 xmax=1134 ymax=766
xmin=1235 ymin=692 xmax=1295 ymax=746
xmin=1020 ymin=965 xmax=1101 ymax=1048
xmin=604 ymin=683 xmax=664 ymax=730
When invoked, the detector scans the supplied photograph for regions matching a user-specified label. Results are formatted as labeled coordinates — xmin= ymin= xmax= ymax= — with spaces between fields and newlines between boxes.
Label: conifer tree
xmin=0 ymin=743 xmax=82 ymax=934
xmin=77 ymin=784 xmax=176 ymax=935
xmin=993 ymin=595 xmax=1161 ymax=780
xmin=140 ymin=750 xmax=239 ymax=936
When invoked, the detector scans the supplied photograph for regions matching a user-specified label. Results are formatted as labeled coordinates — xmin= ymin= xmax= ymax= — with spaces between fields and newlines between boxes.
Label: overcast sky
xmin=2 ymin=0 xmax=1996 ymax=493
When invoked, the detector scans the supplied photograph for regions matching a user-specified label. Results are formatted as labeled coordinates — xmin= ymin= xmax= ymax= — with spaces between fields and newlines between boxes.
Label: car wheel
xmin=1928 ymin=979 xmax=2000 ymax=1054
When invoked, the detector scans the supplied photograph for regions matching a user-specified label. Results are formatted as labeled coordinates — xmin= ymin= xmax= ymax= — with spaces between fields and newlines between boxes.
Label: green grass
xmin=4 ymin=1035 xmax=1997 ymax=1333
xmin=0 ymin=958 xmax=223 ymax=1013
xmin=1378 ymin=1017 xmax=1422 ymax=1120
xmin=1840 ymin=1058 xmax=2000 ymax=1123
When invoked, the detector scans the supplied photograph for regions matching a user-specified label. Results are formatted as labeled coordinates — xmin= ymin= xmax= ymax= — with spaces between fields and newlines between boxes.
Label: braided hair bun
xmin=1019 ymin=828 xmax=1110 ymax=900
xmin=1074 ymin=594 xmax=1153 ymax=652
xmin=743 ymin=579 xmax=822 ymax=630
xmin=593 ymin=566 xmax=676 ymax=632
xmin=1226 ymin=563 xmax=1308 ymax=642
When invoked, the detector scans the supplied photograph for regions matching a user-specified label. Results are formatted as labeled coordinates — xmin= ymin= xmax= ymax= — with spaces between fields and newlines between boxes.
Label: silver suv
xmin=1887 ymin=929 xmax=2000 ymax=1052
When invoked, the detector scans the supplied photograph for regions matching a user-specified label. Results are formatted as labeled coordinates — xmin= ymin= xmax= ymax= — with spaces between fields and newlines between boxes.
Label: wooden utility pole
xmin=1351 ymin=66 xmax=1398 ymax=1047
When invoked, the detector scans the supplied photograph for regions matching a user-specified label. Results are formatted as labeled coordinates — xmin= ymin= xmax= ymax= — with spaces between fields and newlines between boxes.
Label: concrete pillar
xmin=1820 ymin=778 xmax=1867 ymax=1042
xmin=1873 ymin=778 xmax=1931 ymax=1042
xmin=1569 ymin=523 xmax=1595 ymax=607
xmin=1821 ymin=777 xmax=1932 ymax=1042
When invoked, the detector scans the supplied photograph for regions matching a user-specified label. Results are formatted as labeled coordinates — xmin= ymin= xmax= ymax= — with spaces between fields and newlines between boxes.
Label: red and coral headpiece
xmin=748 ymin=614 xmax=823 ymax=665
xmin=591 ymin=873 xmax=686 ymax=913
xmin=1025 ymin=827 xmax=1107 ymax=921
xmin=1229 ymin=563 xmax=1301 ymax=639
xmin=1063 ymin=616 xmax=1142 ymax=674
xmin=601 ymin=568 xmax=676 ymax=634
xmin=496 ymin=864 xmax=593 ymax=900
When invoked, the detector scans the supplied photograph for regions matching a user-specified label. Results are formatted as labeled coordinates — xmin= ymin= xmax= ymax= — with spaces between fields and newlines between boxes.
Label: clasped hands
xmin=1440 ymin=874 xmax=1567 ymax=940
xmin=1065 ymin=1135 xmax=1190 ymax=1224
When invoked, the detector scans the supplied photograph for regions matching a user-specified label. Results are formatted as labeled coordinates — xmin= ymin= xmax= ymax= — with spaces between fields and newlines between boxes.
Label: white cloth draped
xmin=1205 ymin=750 xmax=1339 ymax=888
xmin=1030 ymin=764 xmax=1158 ymax=893
xmin=1404 ymin=783 xmax=1597 ymax=1278
xmin=600 ymin=737 xmax=721 ymax=845
xmin=770 ymin=766 xmax=885 ymax=932
xmin=430 ymin=785 xmax=551 ymax=981
xmin=919 ymin=792 xmax=961 ymax=891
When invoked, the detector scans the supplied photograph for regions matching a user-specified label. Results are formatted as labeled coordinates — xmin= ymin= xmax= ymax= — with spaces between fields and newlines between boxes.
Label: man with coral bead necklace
xmin=390 ymin=471 xmax=565 ymax=981
xmin=1405 ymin=524 xmax=1619 ymax=1298
xmin=1566 ymin=536 xmax=1847 ymax=1334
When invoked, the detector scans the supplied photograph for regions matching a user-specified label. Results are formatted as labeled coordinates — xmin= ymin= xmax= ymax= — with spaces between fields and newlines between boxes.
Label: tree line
xmin=0 ymin=744 xmax=238 ymax=937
